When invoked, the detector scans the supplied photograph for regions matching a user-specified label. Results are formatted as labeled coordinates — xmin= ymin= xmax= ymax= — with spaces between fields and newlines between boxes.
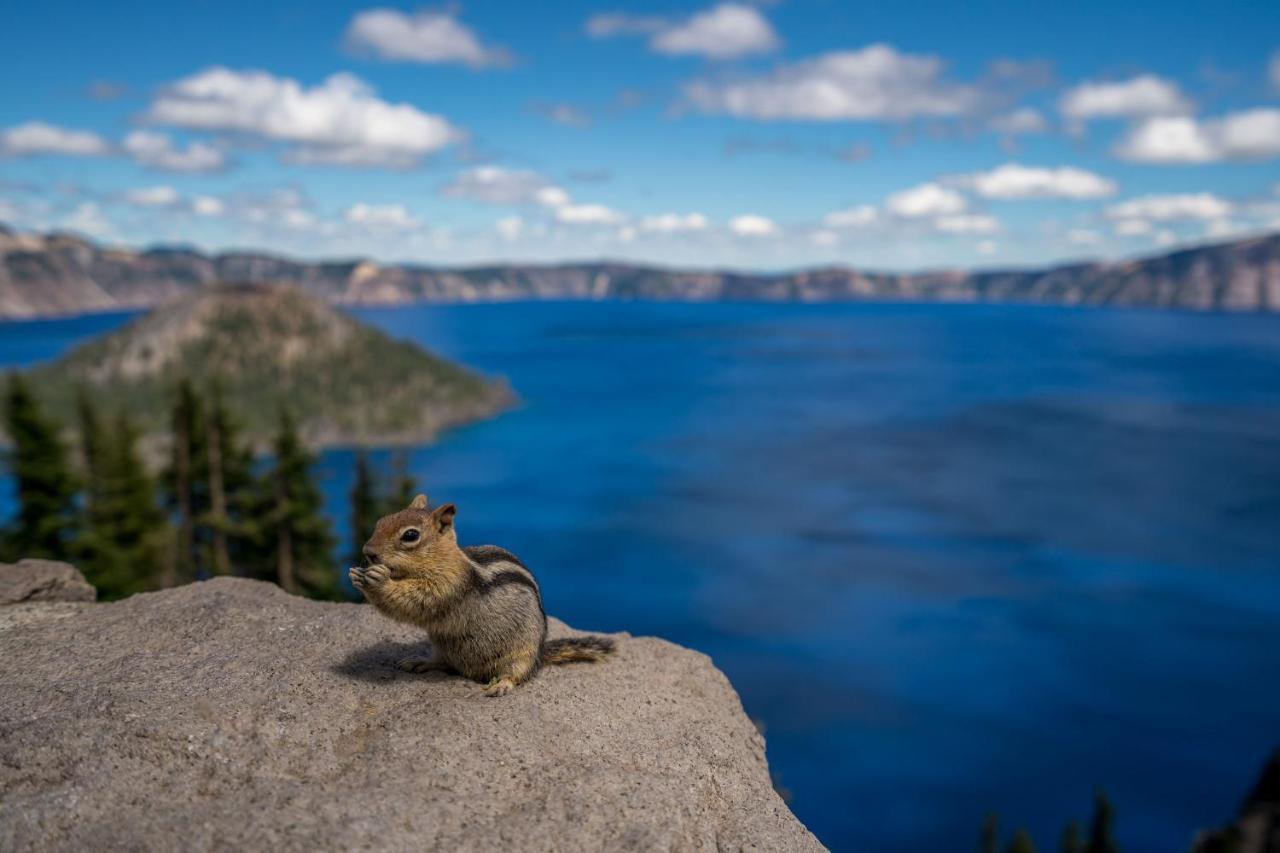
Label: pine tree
xmin=163 ymin=380 xmax=206 ymax=585
xmin=980 ymin=813 xmax=1000 ymax=853
xmin=200 ymin=380 xmax=259 ymax=576
xmin=382 ymin=449 xmax=417 ymax=515
xmin=76 ymin=410 xmax=167 ymax=599
xmin=1061 ymin=821 xmax=1083 ymax=853
xmin=1085 ymin=789 xmax=1119 ymax=853
xmin=1 ymin=373 xmax=79 ymax=561
xmin=350 ymin=450 xmax=380 ymax=567
xmin=259 ymin=410 xmax=338 ymax=600
xmin=75 ymin=387 xmax=106 ymax=511
xmin=1007 ymin=829 xmax=1037 ymax=853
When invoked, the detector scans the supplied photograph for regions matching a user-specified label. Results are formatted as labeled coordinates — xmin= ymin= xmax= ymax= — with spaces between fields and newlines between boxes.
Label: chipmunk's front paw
xmin=482 ymin=676 xmax=515 ymax=697
xmin=349 ymin=564 xmax=390 ymax=596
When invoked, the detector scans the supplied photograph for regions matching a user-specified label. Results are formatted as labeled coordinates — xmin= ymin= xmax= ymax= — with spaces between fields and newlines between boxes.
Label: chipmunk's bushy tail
xmin=542 ymin=636 xmax=615 ymax=665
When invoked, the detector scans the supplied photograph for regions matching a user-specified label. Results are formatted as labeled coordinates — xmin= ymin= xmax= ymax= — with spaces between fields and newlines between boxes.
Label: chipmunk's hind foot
xmin=396 ymin=656 xmax=451 ymax=674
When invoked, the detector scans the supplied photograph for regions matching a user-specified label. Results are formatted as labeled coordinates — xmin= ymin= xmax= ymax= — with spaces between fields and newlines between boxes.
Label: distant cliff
xmin=2 ymin=223 xmax=1279 ymax=318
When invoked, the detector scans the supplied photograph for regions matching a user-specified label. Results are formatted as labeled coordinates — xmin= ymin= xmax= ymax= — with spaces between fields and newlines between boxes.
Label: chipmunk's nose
xmin=362 ymin=545 xmax=379 ymax=565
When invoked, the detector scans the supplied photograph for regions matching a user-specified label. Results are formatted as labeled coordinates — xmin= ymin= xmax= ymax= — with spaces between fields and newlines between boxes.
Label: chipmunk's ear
xmin=429 ymin=503 xmax=456 ymax=534
xmin=409 ymin=494 xmax=429 ymax=510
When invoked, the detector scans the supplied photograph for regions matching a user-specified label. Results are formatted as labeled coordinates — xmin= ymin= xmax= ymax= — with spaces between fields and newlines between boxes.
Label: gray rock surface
xmin=0 ymin=576 xmax=822 ymax=852
xmin=0 ymin=559 xmax=97 ymax=604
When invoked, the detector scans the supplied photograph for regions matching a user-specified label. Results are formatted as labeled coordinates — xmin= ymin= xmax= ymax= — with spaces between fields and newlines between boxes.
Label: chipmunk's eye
xmin=400 ymin=528 xmax=420 ymax=543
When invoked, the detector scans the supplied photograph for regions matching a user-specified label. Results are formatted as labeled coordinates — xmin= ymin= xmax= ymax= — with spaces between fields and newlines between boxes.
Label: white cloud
xmin=122 ymin=130 xmax=225 ymax=173
xmin=343 ymin=203 xmax=419 ymax=229
xmin=146 ymin=68 xmax=460 ymax=168
xmin=684 ymin=44 xmax=982 ymax=121
xmin=989 ymin=108 xmax=1047 ymax=135
xmin=192 ymin=196 xmax=225 ymax=217
xmin=976 ymin=240 xmax=997 ymax=255
xmin=934 ymin=214 xmax=999 ymax=234
xmin=534 ymin=102 xmax=590 ymax=127
xmin=822 ymin=205 xmax=878 ymax=229
xmin=1067 ymin=228 xmax=1102 ymax=246
xmin=588 ymin=4 xmax=778 ymax=59
xmin=651 ymin=4 xmax=779 ymax=59
xmin=585 ymin=12 xmax=666 ymax=38
xmin=885 ymin=182 xmax=967 ymax=218
xmin=123 ymin=185 xmax=181 ymax=207
xmin=494 ymin=215 xmax=524 ymax=241
xmin=1114 ymin=109 xmax=1280 ymax=164
xmin=729 ymin=214 xmax=778 ymax=236
xmin=1113 ymin=218 xmax=1153 ymax=236
xmin=555 ymin=203 xmax=624 ymax=225
xmin=441 ymin=166 xmax=566 ymax=206
xmin=0 ymin=122 xmax=110 ymax=157
xmin=345 ymin=9 xmax=509 ymax=68
xmin=1154 ymin=229 xmax=1177 ymax=247
xmin=958 ymin=163 xmax=1116 ymax=200
xmin=63 ymin=202 xmax=113 ymax=238
xmin=1059 ymin=74 xmax=1191 ymax=121
xmin=1106 ymin=193 xmax=1233 ymax=222
xmin=640 ymin=212 xmax=708 ymax=232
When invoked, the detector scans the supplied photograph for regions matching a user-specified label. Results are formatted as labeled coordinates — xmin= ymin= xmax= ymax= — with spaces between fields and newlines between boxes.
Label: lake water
xmin=3 ymin=301 xmax=1279 ymax=852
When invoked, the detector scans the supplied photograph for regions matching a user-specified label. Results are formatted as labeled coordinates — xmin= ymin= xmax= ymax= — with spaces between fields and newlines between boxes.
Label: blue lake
xmin=3 ymin=301 xmax=1280 ymax=852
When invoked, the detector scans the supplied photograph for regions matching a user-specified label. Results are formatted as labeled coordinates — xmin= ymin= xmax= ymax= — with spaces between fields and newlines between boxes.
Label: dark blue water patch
xmin=3 ymin=300 xmax=1280 ymax=853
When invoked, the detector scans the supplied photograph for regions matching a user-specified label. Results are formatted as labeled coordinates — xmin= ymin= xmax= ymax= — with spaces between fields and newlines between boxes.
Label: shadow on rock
xmin=331 ymin=639 xmax=450 ymax=683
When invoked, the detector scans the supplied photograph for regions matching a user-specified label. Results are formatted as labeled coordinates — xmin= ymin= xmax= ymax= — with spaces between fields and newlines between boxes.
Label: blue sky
xmin=1 ymin=0 xmax=1278 ymax=270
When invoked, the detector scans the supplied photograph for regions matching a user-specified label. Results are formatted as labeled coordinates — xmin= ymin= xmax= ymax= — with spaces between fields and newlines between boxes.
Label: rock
xmin=0 ymin=559 xmax=97 ymax=604
xmin=1193 ymin=750 xmax=1280 ymax=853
xmin=0 ymin=577 xmax=821 ymax=852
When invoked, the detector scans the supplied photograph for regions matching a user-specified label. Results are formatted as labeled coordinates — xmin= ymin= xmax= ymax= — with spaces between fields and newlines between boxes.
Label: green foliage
xmin=1086 ymin=790 xmax=1119 ymax=853
xmin=981 ymin=813 xmax=1000 ymax=853
xmin=255 ymin=410 xmax=339 ymax=600
xmin=1061 ymin=821 xmax=1083 ymax=853
xmin=350 ymin=450 xmax=380 ymax=567
xmin=74 ymin=402 xmax=167 ymax=599
xmin=1007 ymin=829 xmax=1037 ymax=853
xmin=1 ymin=373 xmax=78 ymax=560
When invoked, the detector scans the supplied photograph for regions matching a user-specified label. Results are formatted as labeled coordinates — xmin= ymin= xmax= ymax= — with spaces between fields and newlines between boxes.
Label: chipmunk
xmin=349 ymin=494 xmax=614 ymax=696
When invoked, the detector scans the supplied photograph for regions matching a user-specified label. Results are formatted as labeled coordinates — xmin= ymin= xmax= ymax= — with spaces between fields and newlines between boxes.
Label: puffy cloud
xmin=123 ymin=185 xmax=181 ymax=207
xmin=441 ymin=166 xmax=567 ymax=206
xmin=344 ymin=9 xmax=510 ymax=68
xmin=976 ymin=240 xmax=998 ymax=255
xmin=584 ymin=12 xmax=666 ymax=37
xmin=146 ymin=68 xmax=460 ymax=168
xmin=494 ymin=216 xmax=524 ymax=241
xmin=821 ymin=205 xmax=878 ymax=228
xmin=192 ymin=196 xmax=225 ymax=217
xmin=651 ymin=4 xmax=779 ymax=59
xmin=122 ymin=130 xmax=226 ymax=173
xmin=588 ymin=4 xmax=778 ymax=59
xmin=684 ymin=44 xmax=982 ymax=121
xmin=989 ymin=108 xmax=1048 ymax=136
xmin=639 ymin=212 xmax=708 ymax=232
xmin=1113 ymin=218 xmax=1153 ymax=236
xmin=533 ymin=102 xmax=590 ymax=127
xmin=957 ymin=163 xmax=1116 ymax=199
xmin=885 ymin=182 xmax=967 ymax=218
xmin=63 ymin=202 xmax=113 ymax=238
xmin=934 ymin=214 xmax=999 ymax=234
xmin=555 ymin=203 xmax=625 ymax=225
xmin=1067 ymin=229 xmax=1102 ymax=246
xmin=1115 ymin=109 xmax=1280 ymax=163
xmin=1106 ymin=193 xmax=1233 ymax=222
xmin=0 ymin=122 xmax=110 ymax=157
xmin=343 ymin=203 xmax=419 ymax=229
xmin=1059 ymin=74 xmax=1191 ymax=121
xmin=729 ymin=214 xmax=778 ymax=236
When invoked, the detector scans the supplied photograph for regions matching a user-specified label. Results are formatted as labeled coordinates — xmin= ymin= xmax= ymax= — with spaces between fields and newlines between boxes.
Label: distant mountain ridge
xmin=2 ymin=223 xmax=1278 ymax=318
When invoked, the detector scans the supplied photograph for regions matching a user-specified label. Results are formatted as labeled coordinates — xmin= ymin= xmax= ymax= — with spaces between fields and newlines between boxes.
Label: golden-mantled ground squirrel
xmin=350 ymin=495 xmax=614 ymax=696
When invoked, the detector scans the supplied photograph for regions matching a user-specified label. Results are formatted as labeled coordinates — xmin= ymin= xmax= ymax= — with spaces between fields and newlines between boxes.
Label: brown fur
xmin=350 ymin=494 xmax=614 ymax=697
